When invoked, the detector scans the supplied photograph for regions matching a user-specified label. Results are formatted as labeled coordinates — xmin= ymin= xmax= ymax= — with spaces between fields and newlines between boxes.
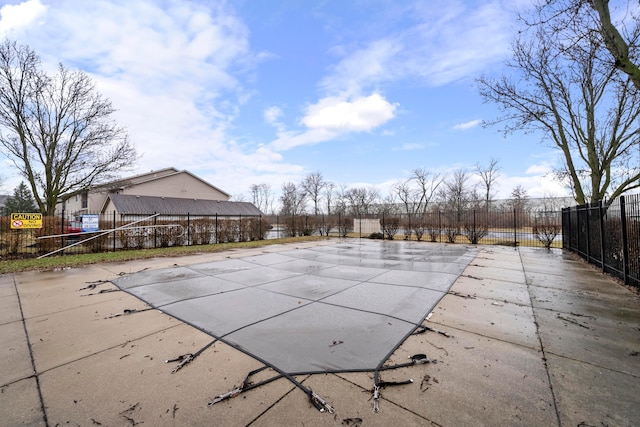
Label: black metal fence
xmin=267 ymin=208 xmax=563 ymax=248
xmin=1 ymin=207 xmax=566 ymax=260
xmin=562 ymin=194 xmax=640 ymax=288
xmin=0 ymin=212 xmax=269 ymax=259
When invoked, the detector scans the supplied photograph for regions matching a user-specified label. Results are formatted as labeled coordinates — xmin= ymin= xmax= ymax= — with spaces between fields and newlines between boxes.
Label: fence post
xmin=513 ymin=208 xmax=517 ymax=247
xmin=473 ymin=209 xmax=477 ymax=243
xmin=438 ymin=210 xmax=441 ymax=243
xmin=215 ymin=213 xmax=219 ymax=244
xmin=598 ymin=201 xmax=605 ymax=272
xmin=586 ymin=203 xmax=592 ymax=262
xmin=187 ymin=213 xmax=190 ymax=246
xmin=562 ymin=208 xmax=570 ymax=249
xmin=620 ymin=196 xmax=630 ymax=285
xmin=112 ymin=210 xmax=116 ymax=252
xmin=61 ymin=205 xmax=66 ymax=252
xmin=239 ymin=214 xmax=242 ymax=242
xmin=359 ymin=213 xmax=362 ymax=238
xmin=576 ymin=205 xmax=581 ymax=257
xmin=153 ymin=213 xmax=157 ymax=248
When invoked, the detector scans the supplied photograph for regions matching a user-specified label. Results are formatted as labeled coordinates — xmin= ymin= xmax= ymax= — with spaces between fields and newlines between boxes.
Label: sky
xmin=0 ymin=0 xmax=574 ymax=205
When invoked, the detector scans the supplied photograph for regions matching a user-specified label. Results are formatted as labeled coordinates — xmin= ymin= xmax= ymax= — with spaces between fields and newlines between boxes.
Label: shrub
xmin=191 ymin=218 xmax=214 ymax=245
xmin=300 ymin=216 xmax=315 ymax=236
xmin=217 ymin=219 xmax=239 ymax=243
xmin=411 ymin=218 xmax=427 ymax=242
xmin=444 ymin=224 xmax=459 ymax=243
xmin=462 ymin=222 xmax=489 ymax=244
xmin=246 ymin=217 xmax=270 ymax=241
xmin=381 ymin=217 xmax=400 ymax=240
xmin=337 ymin=216 xmax=353 ymax=237
xmin=426 ymin=224 xmax=439 ymax=242
xmin=533 ymin=220 xmax=560 ymax=248
xmin=316 ymin=216 xmax=334 ymax=236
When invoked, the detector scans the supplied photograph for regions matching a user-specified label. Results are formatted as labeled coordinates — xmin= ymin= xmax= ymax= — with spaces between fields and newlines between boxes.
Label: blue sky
xmin=0 ymin=0 xmax=571 ymax=202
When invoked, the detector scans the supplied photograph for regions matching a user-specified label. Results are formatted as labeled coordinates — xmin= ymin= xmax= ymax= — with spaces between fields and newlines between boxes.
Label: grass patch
xmin=0 ymin=236 xmax=328 ymax=274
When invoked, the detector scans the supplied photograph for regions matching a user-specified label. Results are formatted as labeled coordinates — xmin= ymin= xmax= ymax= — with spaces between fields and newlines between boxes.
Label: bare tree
xmin=249 ymin=183 xmax=274 ymax=214
xmin=278 ymin=182 xmax=306 ymax=216
xmin=301 ymin=171 xmax=325 ymax=215
xmin=589 ymin=0 xmax=640 ymax=88
xmin=412 ymin=168 xmax=444 ymax=214
xmin=528 ymin=0 xmax=640 ymax=90
xmin=506 ymin=185 xmax=529 ymax=213
xmin=392 ymin=179 xmax=413 ymax=215
xmin=378 ymin=193 xmax=400 ymax=215
xmin=475 ymin=158 xmax=500 ymax=209
xmin=438 ymin=169 xmax=474 ymax=223
xmin=392 ymin=168 xmax=443 ymax=215
xmin=0 ymin=40 xmax=136 ymax=215
xmin=323 ymin=181 xmax=336 ymax=215
xmin=333 ymin=184 xmax=349 ymax=214
xmin=478 ymin=15 xmax=640 ymax=204
xmin=344 ymin=186 xmax=379 ymax=216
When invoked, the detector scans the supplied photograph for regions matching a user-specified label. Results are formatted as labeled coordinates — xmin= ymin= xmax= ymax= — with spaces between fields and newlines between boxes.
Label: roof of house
xmin=104 ymin=194 xmax=263 ymax=216
xmin=94 ymin=168 xmax=231 ymax=198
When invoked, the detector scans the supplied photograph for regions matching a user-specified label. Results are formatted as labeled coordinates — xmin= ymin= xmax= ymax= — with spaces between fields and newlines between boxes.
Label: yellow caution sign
xmin=10 ymin=213 xmax=43 ymax=229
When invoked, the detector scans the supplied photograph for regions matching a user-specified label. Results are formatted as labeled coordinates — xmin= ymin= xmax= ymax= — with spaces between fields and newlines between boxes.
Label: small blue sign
xmin=82 ymin=214 xmax=100 ymax=232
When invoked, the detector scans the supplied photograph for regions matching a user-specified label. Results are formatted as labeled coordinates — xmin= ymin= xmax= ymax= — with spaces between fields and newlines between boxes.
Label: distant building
xmin=103 ymin=194 xmax=262 ymax=221
xmin=61 ymin=167 xmax=259 ymax=218
xmin=62 ymin=167 xmax=230 ymax=214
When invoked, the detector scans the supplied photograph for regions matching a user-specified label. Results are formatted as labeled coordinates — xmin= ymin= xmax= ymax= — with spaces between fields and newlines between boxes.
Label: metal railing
xmin=0 ymin=211 xmax=268 ymax=259
xmin=1 ymin=207 xmax=567 ymax=260
xmin=562 ymin=194 xmax=640 ymax=288
xmin=266 ymin=208 xmax=563 ymax=248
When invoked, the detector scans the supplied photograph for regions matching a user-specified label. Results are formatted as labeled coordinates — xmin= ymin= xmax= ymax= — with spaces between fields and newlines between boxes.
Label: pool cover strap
xmin=208 ymin=365 xmax=335 ymax=413
xmin=168 ymin=339 xmax=218 ymax=374
xmin=372 ymin=353 xmax=430 ymax=412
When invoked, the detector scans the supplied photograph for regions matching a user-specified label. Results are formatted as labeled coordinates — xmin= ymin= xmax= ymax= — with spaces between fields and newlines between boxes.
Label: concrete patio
xmin=1 ymin=240 xmax=639 ymax=426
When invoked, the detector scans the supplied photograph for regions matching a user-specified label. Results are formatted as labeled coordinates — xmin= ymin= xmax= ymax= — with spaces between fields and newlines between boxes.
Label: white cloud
xmin=269 ymin=93 xmax=397 ymax=151
xmin=405 ymin=2 xmax=512 ymax=85
xmin=0 ymin=1 xmax=303 ymax=195
xmin=293 ymin=0 xmax=513 ymax=152
xmin=393 ymin=143 xmax=423 ymax=151
xmin=497 ymin=174 xmax=568 ymax=199
xmin=301 ymin=93 xmax=397 ymax=132
xmin=321 ymin=39 xmax=401 ymax=96
xmin=321 ymin=1 xmax=513 ymax=97
xmin=0 ymin=0 xmax=47 ymax=37
xmin=264 ymin=106 xmax=283 ymax=125
xmin=526 ymin=162 xmax=554 ymax=175
xmin=453 ymin=119 xmax=481 ymax=130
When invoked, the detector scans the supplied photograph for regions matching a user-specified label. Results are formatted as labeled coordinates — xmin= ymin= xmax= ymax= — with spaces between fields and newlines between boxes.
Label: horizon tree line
xmin=243 ymin=160 xmax=571 ymax=218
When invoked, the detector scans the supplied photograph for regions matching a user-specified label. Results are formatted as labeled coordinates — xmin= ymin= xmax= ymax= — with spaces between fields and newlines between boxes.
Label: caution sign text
xmin=10 ymin=213 xmax=43 ymax=229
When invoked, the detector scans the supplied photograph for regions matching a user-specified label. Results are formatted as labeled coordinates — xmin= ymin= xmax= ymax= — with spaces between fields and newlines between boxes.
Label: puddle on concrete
xmin=112 ymin=240 xmax=477 ymax=374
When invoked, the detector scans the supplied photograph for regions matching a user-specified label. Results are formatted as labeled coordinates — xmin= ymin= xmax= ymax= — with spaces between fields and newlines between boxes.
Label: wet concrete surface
xmin=1 ymin=240 xmax=639 ymax=426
